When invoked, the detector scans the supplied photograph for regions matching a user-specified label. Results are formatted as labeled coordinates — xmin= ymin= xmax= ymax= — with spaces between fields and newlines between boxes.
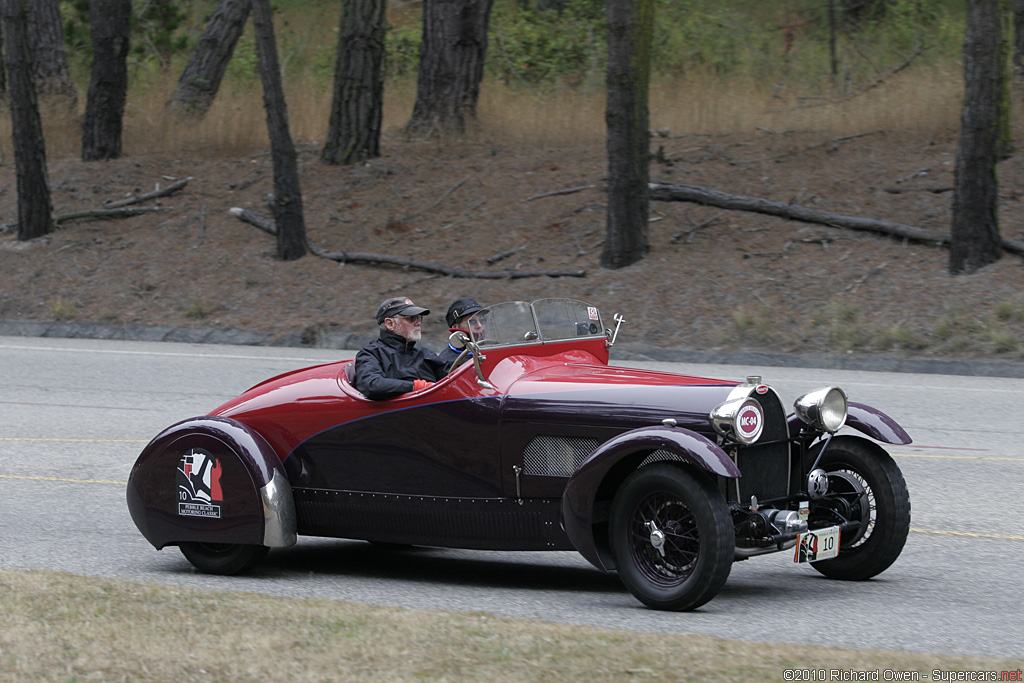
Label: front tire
xmin=179 ymin=542 xmax=269 ymax=575
xmin=609 ymin=463 xmax=734 ymax=611
xmin=809 ymin=436 xmax=910 ymax=581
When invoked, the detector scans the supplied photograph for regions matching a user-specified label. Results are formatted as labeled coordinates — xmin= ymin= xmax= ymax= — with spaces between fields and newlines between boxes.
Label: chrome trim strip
xmin=260 ymin=469 xmax=297 ymax=547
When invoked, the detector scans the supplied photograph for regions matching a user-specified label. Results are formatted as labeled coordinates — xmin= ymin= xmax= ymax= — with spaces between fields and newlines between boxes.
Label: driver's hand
xmin=412 ymin=379 xmax=434 ymax=391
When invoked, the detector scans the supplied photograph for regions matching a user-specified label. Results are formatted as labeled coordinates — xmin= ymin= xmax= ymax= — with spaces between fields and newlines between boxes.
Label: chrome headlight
xmin=793 ymin=386 xmax=848 ymax=433
xmin=711 ymin=397 xmax=764 ymax=445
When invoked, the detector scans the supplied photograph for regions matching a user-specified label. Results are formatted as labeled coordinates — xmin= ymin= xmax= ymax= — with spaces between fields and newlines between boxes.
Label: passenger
xmin=438 ymin=296 xmax=485 ymax=372
xmin=353 ymin=297 xmax=446 ymax=400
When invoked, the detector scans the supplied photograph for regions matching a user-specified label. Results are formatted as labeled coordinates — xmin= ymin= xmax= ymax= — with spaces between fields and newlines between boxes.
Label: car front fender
xmin=560 ymin=426 xmax=739 ymax=572
xmin=126 ymin=416 xmax=296 ymax=550
xmin=787 ymin=402 xmax=912 ymax=445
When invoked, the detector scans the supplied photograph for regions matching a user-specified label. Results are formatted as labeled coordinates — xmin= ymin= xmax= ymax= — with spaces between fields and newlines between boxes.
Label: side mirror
xmin=448 ymin=330 xmax=469 ymax=350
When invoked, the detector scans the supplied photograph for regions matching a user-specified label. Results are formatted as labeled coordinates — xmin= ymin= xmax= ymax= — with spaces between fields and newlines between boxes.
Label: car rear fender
xmin=560 ymin=426 xmax=740 ymax=572
xmin=786 ymin=402 xmax=912 ymax=445
xmin=126 ymin=416 xmax=296 ymax=550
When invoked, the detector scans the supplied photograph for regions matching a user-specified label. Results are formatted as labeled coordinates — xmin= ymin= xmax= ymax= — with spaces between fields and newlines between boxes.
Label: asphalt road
xmin=2 ymin=336 xmax=1022 ymax=659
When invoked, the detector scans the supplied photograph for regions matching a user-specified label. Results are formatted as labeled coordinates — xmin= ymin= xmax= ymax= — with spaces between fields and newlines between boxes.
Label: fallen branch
xmin=486 ymin=245 xmax=526 ymax=264
xmin=732 ymin=130 xmax=883 ymax=165
xmin=882 ymin=186 xmax=953 ymax=195
xmin=401 ymin=176 xmax=469 ymax=221
xmin=649 ymin=182 xmax=1024 ymax=257
xmin=526 ymin=184 xmax=596 ymax=201
xmin=55 ymin=206 xmax=173 ymax=224
xmin=104 ymin=176 xmax=193 ymax=208
xmin=229 ymin=208 xmax=586 ymax=279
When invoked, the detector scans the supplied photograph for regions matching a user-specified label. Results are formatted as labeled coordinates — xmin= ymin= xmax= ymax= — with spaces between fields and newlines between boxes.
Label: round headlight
xmin=793 ymin=386 xmax=848 ymax=432
xmin=711 ymin=397 xmax=764 ymax=445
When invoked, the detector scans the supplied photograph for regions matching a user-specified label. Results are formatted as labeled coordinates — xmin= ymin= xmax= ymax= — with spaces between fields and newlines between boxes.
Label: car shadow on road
xmin=255 ymin=539 xmax=626 ymax=595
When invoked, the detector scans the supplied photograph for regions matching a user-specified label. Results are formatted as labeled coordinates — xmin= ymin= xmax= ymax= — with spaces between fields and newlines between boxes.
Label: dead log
xmin=526 ymin=185 xmax=596 ymax=201
xmin=229 ymin=207 xmax=586 ymax=279
xmin=649 ymin=182 xmax=1024 ymax=258
xmin=104 ymin=177 xmax=193 ymax=208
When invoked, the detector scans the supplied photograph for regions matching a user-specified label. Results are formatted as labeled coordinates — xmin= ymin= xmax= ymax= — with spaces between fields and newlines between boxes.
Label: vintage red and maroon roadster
xmin=127 ymin=298 xmax=912 ymax=611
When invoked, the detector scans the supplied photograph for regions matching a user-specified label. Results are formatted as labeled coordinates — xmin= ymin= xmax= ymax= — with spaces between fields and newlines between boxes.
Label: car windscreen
xmin=468 ymin=301 xmax=538 ymax=347
xmin=532 ymin=298 xmax=604 ymax=341
xmin=467 ymin=299 xmax=605 ymax=348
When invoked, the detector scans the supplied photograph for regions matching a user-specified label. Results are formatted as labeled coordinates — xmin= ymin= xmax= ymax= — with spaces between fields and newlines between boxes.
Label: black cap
xmin=446 ymin=297 xmax=484 ymax=327
xmin=375 ymin=297 xmax=430 ymax=324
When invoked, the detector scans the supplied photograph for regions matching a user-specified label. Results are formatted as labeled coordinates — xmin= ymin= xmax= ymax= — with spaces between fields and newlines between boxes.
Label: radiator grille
xmin=522 ymin=436 xmax=599 ymax=477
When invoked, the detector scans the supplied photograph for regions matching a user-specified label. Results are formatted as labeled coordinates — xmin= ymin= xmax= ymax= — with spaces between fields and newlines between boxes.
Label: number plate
xmin=794 ymin=526 xmax=841 ymax=563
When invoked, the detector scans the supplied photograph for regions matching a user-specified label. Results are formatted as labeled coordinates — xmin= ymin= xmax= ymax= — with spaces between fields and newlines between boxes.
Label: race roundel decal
xmin=736 ymin=402 xmax=764 ymax=442
xmin=177 ymin=448 xmax=223 ymax=519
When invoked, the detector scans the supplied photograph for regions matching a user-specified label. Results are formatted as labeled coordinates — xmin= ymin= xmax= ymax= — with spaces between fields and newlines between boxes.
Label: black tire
xmin=809 ymin=436 xmax=910 ymax=581
xmin=179 ymin=542 xmax=269 ymax=575
xmin=609 ymin=463 xmax=734 ymax=611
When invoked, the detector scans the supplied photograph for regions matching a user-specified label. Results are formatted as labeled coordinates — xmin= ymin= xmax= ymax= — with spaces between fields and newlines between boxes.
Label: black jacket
xmin=353 ymin=330 xmax=445 ymax=400
xmin=437 ymin=343 xmax=471 ymax=373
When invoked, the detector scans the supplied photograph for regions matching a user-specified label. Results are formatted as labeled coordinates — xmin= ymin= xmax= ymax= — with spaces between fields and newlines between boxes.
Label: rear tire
xmin=809 ymin=436 xmax=910 ymax=581
xmin=179 ymin=542 xmax=269 ymax=575
xmin=609 ymin=463 xmax=734 ymax=611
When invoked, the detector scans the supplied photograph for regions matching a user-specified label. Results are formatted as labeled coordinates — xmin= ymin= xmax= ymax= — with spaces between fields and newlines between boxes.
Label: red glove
xmin=412 ymin=379 xmax=434 ymax=391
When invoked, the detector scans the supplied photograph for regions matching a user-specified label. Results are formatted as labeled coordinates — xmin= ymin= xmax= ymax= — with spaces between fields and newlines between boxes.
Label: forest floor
xmin=2 ymin=128 xmax=1024 ymax=370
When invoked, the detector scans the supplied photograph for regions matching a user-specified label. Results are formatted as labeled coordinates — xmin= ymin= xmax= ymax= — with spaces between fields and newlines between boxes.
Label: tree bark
xmin=251 ymin=0 xmax=307 ymax=260
xmin=0 ymin=14 xmax=7 ymax=101
xmin=1015 ymin=0 xmax=1024 ymax=77
xmin=322 ymin=0 xmax=386 ymax=165
xmin=81 ymin=0 xmax=131 ymax=161
xmin=167 ymin=0 xmax=252 ymax=117
xmin=602 ymin=0 xmax=653 ymax=269
xmin=28 ymin=0 xmax=77 ymax=109
xmin=3 ymin=0 xmax=55 ymax=241
xmin=406 ymin=0 xmax=495 ymax=136
xmin=950 ymin=0 xmax=1004 ymax=274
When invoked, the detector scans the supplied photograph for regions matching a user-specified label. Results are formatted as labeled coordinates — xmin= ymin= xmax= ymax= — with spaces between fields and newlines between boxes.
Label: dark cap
xmin=375 ymin=297 xmax=430 ymax=324
xmin=446 ymin=297 xmax=484 ymax=327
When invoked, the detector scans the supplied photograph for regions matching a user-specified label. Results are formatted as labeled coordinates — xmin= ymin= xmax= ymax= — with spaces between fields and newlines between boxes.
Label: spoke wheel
xmin=808 ymin=436 xmax=910 ymax=581
xmin=179 ymin=542 xmax=268 ymax=576
xmin=610 ymin=463 xmax=733 ymax=611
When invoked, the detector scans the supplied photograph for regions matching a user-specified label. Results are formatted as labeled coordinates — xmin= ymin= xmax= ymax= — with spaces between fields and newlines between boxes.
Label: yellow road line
xmin=0 ymin=474 xmax=126 ymax=485
xmin=894 ymin=453 xmax=1024 ymax=462
xmin=0 ymin=438 xmax=147 ymax=443
xmin=911 ymin=528 xmax=1024 ymax=541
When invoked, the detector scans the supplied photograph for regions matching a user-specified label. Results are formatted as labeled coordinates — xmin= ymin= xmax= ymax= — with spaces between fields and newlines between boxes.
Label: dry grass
xmin=1 ymin=570 xmax=1019 ymax=682
xmin=7 ymin=60 xmax=965 ymax=162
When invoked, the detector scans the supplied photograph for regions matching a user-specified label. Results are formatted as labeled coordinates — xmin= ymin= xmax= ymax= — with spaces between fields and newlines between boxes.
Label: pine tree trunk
xmin=406 ymin=0 xmax=494 ymax=136
xmin=81 ymin=0 xmax=131 ymax=161
xmin=28 ymin=0 xmax=77 ymax=109
xmin=252 ymin=0 xmax=307 ymax=261
xmin=2 ymin=0 xmax=55 ymax=241
xmin=950 ymin=0 xmax=1004 ymax=274
xmin=602 ymin=0 xmax=653 ymax=269
xmin=0 ymin=17 xmax=7 ymax=101
xmin=168 ymin=0 xmax=252 ymax=117
xmin=322 ymin=0 xmax=386 ymax=165
xmin=1014 ymin=0 xmax=1024 ymax=77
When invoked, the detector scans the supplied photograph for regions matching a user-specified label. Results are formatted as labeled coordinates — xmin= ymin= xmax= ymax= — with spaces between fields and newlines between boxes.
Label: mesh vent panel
xmin=522 ymin=436 xmax=599 ymax=477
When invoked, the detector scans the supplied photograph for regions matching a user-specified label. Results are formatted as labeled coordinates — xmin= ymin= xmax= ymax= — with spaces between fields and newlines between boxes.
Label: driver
xmin=353 ymin=297 xmax=446 ymax=400
xmin=439 ymin=296 xmax=485 ymax=372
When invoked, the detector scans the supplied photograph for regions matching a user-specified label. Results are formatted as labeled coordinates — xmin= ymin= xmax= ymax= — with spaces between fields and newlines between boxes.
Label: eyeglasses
xmin=396 ymin=314 xmax=422 ymax=323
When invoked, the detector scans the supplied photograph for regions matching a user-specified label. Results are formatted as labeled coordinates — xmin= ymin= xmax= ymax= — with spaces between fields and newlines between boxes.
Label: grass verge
xmin=0 ymin=569 xmax=1019 ymax=682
